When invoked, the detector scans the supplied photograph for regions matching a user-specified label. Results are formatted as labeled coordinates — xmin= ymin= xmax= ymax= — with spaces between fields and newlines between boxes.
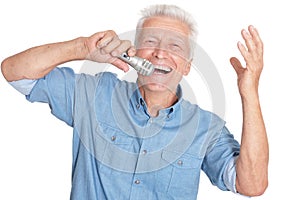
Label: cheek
xmin=174 ymin=59 xmax=190 ymax=75
xmin=136 ymin=49 xmax=153 ymax=58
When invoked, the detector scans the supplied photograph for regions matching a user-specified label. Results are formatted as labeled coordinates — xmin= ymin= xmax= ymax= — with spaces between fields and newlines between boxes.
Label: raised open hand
xmin=230 ymin=25 xmax=264 ymax=97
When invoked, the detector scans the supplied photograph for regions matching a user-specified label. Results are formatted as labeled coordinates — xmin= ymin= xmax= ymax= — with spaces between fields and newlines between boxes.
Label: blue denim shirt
xmin=21 ymin=67 xmax=240 ymax=200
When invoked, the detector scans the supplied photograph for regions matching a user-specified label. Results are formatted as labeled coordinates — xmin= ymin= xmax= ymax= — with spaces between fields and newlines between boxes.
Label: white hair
xmin=135 ymin=4 xmax=198 ymax=59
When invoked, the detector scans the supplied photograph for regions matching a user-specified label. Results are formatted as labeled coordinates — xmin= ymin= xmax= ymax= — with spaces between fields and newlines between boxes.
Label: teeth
xmin=154 ymin=65 xmax=172 ymax=72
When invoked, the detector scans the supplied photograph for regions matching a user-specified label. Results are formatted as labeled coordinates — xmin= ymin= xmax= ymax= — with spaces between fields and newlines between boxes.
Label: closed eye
xmin=144 ymin=39 xmax=158 ymax=46
xmin=169 ymin=43 xmax=183 ymax=52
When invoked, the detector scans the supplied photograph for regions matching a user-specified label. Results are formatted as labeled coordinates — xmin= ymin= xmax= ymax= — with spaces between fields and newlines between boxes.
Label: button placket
xmin=148 ymin=118 xmax=153 ymax=124
xmin=136 ymin=104 xmax=140 ymax=109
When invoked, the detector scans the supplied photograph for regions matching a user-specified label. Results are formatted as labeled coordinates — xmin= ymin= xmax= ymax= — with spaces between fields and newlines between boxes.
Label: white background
xmin=1 ymin=0 xmax=299 ymax=199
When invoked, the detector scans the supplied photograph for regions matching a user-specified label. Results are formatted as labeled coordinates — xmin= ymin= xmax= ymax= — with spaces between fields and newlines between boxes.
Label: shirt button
xmin=149 ymin=118 xmax=153 ymax=123
xmin=111 ymin=136 xmax=116 ymax=141
xmin=136 ymin=104 xmax=140 ymax=109
xmin=134 ymin=179 xmax=140 ymax=184
xmin=141 ymin=101 xmax=145 ymax=106
xmin=177 ymin=160 xmax=183 ymax=166
xmin=142 ymin=150 xmax=147 ymax=155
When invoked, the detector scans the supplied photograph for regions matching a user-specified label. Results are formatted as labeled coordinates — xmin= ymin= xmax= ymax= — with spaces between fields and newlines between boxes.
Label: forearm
xmin=235 ymin=91 xmax=269 ymax=196
xmin=1 ymin=37 xmax=87 ymax=81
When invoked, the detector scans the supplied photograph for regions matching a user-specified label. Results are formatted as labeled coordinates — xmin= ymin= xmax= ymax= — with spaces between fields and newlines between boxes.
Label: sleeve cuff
xmin=9 ymin=79 xmax=38 ymax=95
xmin=223 ymin=155 xmax=238 ymax=193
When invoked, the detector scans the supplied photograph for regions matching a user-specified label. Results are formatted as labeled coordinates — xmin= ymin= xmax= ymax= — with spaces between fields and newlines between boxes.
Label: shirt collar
xmin=131 ymin=84 xmax=183 ymax=119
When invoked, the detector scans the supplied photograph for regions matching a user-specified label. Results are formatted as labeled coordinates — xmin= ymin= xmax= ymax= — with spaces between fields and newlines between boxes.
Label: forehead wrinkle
xmin=142 ymin=16 xmax=191 ymax=36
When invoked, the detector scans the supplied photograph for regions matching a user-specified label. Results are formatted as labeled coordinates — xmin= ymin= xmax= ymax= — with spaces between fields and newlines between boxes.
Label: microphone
xmin=118 ymin=52 xmax=154 ymax=76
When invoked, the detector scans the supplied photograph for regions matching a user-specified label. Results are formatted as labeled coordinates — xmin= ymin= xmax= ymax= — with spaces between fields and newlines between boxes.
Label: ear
xmin=183 ymin=60 xmax=192 ymax=76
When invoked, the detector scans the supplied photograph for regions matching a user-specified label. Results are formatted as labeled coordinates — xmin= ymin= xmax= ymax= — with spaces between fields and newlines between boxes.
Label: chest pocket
xmin=94 ymin=123 xmax=142 ymax=174
xmin=161 ymin=150 xmax=203 ymax=199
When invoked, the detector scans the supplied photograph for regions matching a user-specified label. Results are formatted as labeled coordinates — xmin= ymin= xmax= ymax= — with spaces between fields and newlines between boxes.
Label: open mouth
xmin=153 ymin=65 xmax=173 ymax=74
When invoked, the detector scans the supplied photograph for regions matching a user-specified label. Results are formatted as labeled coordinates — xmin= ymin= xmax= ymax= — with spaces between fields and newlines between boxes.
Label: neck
xmin=139 ymin=87 xmax=178 ymax=117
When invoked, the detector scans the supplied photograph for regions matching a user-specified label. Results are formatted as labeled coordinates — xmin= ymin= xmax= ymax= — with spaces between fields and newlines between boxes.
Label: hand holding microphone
xmin=87 ymin=30 xmax=154 ymax=76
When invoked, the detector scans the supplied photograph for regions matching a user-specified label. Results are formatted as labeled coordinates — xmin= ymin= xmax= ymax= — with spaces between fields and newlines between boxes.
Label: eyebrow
xmin=167 ymin=36 xmax=187 ymax=45
xmin=141 ymin=32 xmax=188 ymax=44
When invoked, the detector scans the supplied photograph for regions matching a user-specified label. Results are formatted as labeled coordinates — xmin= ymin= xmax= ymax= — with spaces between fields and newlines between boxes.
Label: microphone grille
xmin=139 ymin=59 xmax=154 ymax=76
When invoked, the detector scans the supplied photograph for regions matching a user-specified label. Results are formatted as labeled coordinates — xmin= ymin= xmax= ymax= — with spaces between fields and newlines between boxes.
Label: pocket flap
xmin=162 ymin=150 xmax=201 ymax=169
xmin=96 ymin=123 xmax=133 ymax=145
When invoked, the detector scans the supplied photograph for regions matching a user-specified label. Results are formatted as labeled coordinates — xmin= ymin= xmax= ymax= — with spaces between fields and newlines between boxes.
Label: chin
xmin=137 ymin=74 xmax=181 ymax=92
xmin=138 ymin=80 xmax=177 ymax=93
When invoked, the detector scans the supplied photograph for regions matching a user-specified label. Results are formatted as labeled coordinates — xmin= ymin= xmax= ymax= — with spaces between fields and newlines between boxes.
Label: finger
xmin=100 ymin=36 xmax=121 ymax=54
xmin=230 ymin=57 xmax=244 ymax=75
xmin=237 ymin=41 xmax=249 ymax=61
xmin=89 ymin=31 xmax=106 ymax=44
xmin=110 ymin=40 xmax=133 ymax=57
xmin=248 ymin=25 xmax=263 ymax=53
xmin=241 ymin=29 xmax=256 ymax=53
xmin=111 ymin=58 xmax=130 ymax=72
xmin=96 ymin=31 xmax=116 ymax=49
xmin=125 ymin=46 xmax=136 ymax=57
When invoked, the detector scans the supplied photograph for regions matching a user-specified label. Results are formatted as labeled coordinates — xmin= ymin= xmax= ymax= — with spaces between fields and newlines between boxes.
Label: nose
xmin=152 ymin=46 xmax=169 ymax=59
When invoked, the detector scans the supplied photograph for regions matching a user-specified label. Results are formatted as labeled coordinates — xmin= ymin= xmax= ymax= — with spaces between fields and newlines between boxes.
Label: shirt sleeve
xmin=9 ymin=79 xmax=38 ymax=95
xmin=201 ymin=126 xmax=240 ymax=192
xmin=25 ymin=67 xmax=76 ymax=127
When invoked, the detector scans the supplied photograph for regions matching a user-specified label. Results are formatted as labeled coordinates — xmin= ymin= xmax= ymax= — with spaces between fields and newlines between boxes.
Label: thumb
xmin=111 ymin=58 xmax=130 ymax=72
xmin=230 ymin=57 xmax=244 ymax=75
xmin=126 ymin=46 xmax=137 ymax=57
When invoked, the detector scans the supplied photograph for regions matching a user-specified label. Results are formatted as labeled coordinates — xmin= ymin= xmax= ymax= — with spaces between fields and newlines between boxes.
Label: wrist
xmin=72 ymin=37 xmax=89 ymax=60
xmin=238 ymin=80 xmax=259 ymax=100
xmin=240 ymin=90 xmax=260 ymax=106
